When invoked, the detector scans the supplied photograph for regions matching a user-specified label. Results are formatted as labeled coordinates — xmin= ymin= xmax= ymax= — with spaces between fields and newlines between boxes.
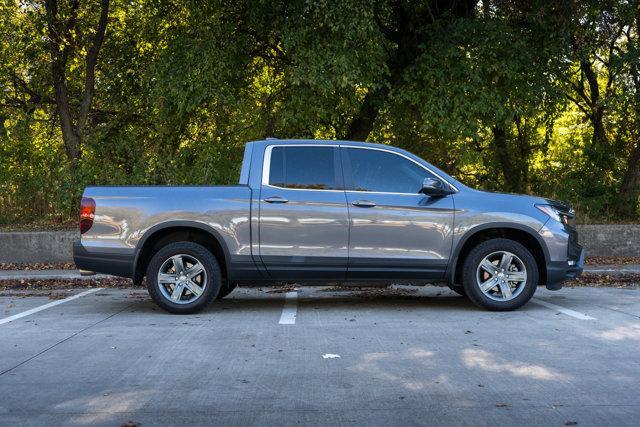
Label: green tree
xmin=1 ymin=0 xmax=639 ymax=226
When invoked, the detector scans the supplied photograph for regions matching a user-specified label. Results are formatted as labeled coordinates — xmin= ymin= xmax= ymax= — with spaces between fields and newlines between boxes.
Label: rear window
xmin=268 ymin=146 xmax=338 ymax=190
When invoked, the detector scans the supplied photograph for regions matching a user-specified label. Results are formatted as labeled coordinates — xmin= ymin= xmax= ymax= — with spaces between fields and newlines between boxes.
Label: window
xmin=346 ymin=148 xmax=436 ymax=193
xmin=268 ymin=146 xmax=338 ymax=190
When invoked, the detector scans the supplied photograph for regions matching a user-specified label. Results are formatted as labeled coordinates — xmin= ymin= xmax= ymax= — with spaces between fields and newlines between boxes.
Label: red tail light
xmin=79 ymin=197 xmax=96 ymax=234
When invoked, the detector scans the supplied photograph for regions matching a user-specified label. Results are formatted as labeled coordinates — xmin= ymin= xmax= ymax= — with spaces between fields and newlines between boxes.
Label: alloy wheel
xmin=157 ymin=254 xmax=207 ymax=304
xmin=475 ymin=251 xmax=527 ymax=302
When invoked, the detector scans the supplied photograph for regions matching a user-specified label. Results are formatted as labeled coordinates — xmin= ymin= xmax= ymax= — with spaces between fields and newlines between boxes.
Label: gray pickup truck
xmin=74 ymin=139 xmax=584 ymax=313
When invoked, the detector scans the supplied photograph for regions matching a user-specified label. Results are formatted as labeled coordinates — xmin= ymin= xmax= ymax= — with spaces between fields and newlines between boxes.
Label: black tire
xmin=448 ymin=285 xmax=467 ymax=297
xmin=462 ymin=238 xmax=538 ymax=311
xmin=146 ymin=242 xmax=222 ymax=314
xmin=216 ymin=281 xmax=237 ymax=299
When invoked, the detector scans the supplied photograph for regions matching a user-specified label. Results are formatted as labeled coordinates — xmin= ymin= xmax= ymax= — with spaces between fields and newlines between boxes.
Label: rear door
xmin=258 ymin=145 xmax=349 ymax=280
xmin=341 ymin=146 xmax=455 ymax=280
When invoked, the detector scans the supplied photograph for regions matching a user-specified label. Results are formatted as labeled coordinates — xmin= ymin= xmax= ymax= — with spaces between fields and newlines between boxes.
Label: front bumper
xmin=546 ymin=247 xmax=585 ymax=290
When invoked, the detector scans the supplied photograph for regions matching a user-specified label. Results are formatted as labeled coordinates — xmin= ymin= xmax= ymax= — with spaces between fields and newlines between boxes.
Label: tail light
xmin=79 ymin=197 xmax=96 ymax=234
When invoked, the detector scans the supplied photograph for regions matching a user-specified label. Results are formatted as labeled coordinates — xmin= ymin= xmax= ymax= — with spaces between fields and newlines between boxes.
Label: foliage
xmin=0 ymin=0 xmax=639 ymax=226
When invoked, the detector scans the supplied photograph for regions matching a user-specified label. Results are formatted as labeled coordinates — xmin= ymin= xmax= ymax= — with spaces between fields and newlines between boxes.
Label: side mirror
xmin=420 ymin=177 xmax=454 ymax=196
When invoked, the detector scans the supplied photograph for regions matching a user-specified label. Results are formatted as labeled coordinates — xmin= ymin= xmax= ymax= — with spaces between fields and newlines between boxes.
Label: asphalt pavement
xmin=1 ymin=284 xmax=639 ymax=426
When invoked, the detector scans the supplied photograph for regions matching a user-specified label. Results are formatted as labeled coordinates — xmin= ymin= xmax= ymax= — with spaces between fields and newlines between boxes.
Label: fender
xmin=132 ymin=220 xmax=232 ymax=283
xmin=444 ymin=221 xmax=550 ymax=284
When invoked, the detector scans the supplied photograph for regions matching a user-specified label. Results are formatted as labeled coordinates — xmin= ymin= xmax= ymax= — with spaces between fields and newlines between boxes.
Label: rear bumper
xmin=73 ymin=240 xmax=134 ymax=278
xmin=545 ymin=248 xmax=585 ymax=290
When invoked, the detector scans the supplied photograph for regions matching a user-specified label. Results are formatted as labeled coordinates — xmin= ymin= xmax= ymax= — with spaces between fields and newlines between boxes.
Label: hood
xmin=473 ymin=188 xmax=551 ymax=204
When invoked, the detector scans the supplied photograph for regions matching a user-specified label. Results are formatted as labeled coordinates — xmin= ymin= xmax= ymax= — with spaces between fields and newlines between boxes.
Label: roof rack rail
xmin=265 ymin=137 xmax=278 ymax=140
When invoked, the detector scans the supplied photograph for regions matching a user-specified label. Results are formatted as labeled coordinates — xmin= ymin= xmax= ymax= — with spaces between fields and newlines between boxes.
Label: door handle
xmin=264 ymin=196 xmax=289 ymax=203
xmin=352 ymin=200 xmax=376 ymax=208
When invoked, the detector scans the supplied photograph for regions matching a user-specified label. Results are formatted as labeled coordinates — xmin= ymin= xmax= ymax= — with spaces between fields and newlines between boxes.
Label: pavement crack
xmin=0 ymin=304 xmax=133 ymax=377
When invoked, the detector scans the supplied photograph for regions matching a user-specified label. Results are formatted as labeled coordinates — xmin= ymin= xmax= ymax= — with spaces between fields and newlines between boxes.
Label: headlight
xmin=535 ymin=204 xmax=575 ymax=227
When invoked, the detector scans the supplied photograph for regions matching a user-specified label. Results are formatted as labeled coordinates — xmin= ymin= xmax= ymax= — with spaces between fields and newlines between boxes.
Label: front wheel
xmin=146 ymin=242 xmax=222 ymax=314
xmin=462 ymin=238 xmax=538 ymax=311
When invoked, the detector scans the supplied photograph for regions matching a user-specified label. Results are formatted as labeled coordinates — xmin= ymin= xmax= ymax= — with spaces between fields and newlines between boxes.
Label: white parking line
xmin=531 ymin=298 xmax=596 ymax=320
xmin=0 ymin=288 xmax=102 ymax=326
xmin=279 ymin=291 xmax=298 ymax=324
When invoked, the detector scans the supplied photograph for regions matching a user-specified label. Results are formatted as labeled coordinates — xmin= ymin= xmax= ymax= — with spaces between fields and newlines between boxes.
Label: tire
xmin=462 ymin=238 xmax=538 ymax=311
xmin=448 ymin=285 xmax=467 ymax=297
xmin=216 ymin=281 xmax=237 ymax=299
xmin=146 ymin=242 xmax=222 ymax=314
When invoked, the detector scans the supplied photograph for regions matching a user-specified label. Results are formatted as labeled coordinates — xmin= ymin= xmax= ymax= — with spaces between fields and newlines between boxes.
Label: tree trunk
xmin=591 ymin=107 xmax=608 ymax=149
xmin=44 ymin=0 xmax=110 ymax=168
xmin=619 ymin=142 xmax=640 ymax=207
xmin=346 ymin=87 xmax=389 ymax=141
xmin=52 ymin=64 xmax=82 ymax=164
xmin=580 ymin=58 xmax=609 ymax=150
xmin=77 ymin=0 xmax=109 ymax=137
xmin=514 ymin=116 xmax=530 ymax=191
xmin=45 ymin=0 xmax=81 ymax=166
xmin=492 ymin=126 xmax=522 ymax=193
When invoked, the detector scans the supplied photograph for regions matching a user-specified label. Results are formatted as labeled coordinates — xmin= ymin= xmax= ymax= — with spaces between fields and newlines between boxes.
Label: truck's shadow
xmin=125 ymin=286 xmax=478 ymax=314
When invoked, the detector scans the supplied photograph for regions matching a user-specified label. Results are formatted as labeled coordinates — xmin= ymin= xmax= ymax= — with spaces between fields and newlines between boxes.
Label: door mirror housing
xmin=420 ymin=177 xmax=454 ymax=196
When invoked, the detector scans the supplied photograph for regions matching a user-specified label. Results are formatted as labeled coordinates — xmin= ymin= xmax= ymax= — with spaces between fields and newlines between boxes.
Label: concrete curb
xmin=0 ymin=270 xmax=113 ymax=281
xmin=583 ymin=265 xmax=640 ymax=275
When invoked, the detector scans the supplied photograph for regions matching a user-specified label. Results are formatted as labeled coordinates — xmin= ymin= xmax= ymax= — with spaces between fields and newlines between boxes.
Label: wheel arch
xmin=132 ymin=221 xmax=230 ymax=286
xmin=447 ymin=223 xmax=549 ymax=287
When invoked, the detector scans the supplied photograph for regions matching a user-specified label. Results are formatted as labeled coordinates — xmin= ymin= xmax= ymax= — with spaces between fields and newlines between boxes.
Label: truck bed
xmin=76 ymin=185 xmax=254 ymax=279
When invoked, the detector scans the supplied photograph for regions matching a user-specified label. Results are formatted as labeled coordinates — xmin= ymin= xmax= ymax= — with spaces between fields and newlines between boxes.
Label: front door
xmin=341 ymin=146 xmax=455 ymax=280
xmin=259 ymin=145 xmax=349 ymax=280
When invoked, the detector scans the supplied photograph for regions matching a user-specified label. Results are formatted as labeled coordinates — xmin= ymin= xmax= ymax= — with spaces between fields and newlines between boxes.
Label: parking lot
xmin=1 ymin=284 xmax=640 ymax=426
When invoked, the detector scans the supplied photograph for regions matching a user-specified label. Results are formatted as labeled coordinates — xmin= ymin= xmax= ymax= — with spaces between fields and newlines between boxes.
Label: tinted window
xmin=269 ymin=146 xmax=337 ymax=190
xmin=269 ymin=146 xmax=285 ymax=187
xmin=346 ymin=148 xmax=436 ymax=193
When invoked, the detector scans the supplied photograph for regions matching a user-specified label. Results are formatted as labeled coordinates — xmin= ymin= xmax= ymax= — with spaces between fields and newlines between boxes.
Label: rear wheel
xmin=146 ymin=242 xmax=221 ymax=314
xmin=462 ymin=238 xmax=538 ymax=311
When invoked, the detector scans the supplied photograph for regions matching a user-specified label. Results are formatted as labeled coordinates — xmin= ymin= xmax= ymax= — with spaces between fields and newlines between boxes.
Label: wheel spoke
xmin=479 ymin=258 xmax=496 ymax=274
xmin=171 ymin=283 xmax=184 ymax=301
xmin=184 ymin=279 xmax=203 ymax=297
xmin=498 ymin=253 xmax=513 ymax=271
xmin=507 ymin=271 xmax=526 ymax=282
xmin=172 ymin=256 xmax=186 ymax=274
xmin=498 ymin=282 xmax=513 ymax=299
xmin=480 ymin=277 xmax=499 ymax=292
xmin=186 ymin=263 xmax=204 ymax=280
xmin=158 ymin=273 xmax=176 ymax=284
